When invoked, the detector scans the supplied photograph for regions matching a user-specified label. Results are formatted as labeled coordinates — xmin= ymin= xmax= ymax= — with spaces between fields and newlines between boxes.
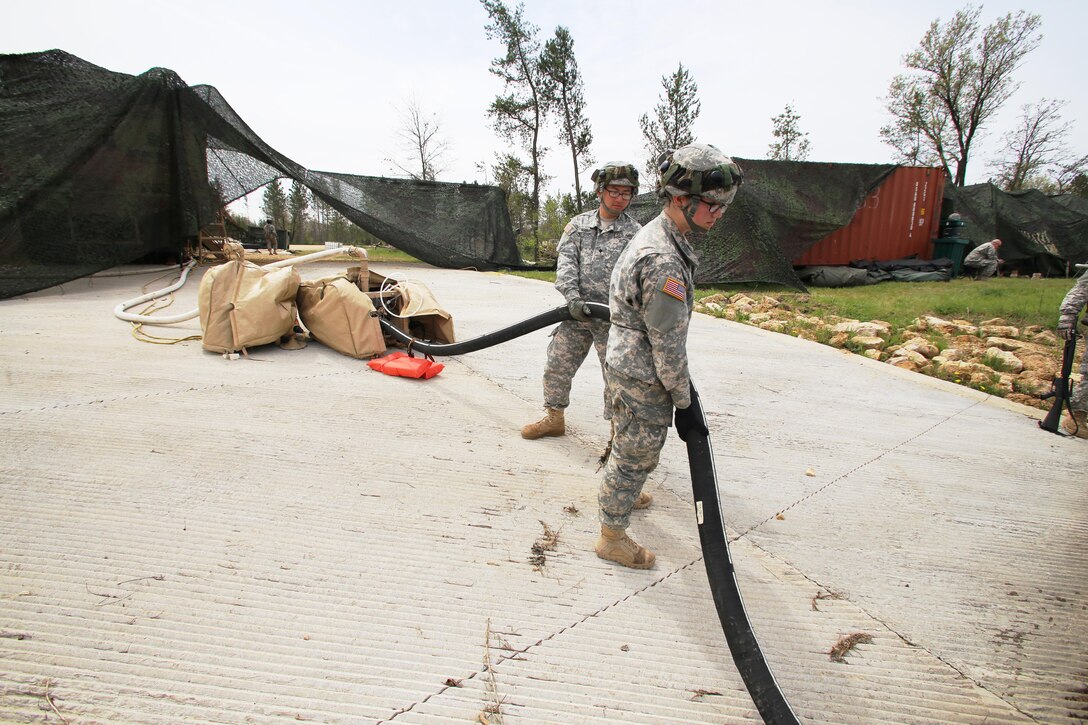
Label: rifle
xmin=1039 ymin=324 xmax=1078 ymax=434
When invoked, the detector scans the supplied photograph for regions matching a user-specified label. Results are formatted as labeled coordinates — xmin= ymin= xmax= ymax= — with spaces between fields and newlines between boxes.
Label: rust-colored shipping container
xmin=793 ymin=166 xmax=946 ymax=266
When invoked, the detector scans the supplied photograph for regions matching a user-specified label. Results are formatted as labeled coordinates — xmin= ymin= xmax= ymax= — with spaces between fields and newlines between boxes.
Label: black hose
xmin=379 ymin=303 xmax=800 ymax=724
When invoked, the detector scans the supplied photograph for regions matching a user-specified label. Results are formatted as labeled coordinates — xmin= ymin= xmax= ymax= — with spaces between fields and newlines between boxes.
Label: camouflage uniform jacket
xmin=606 ymin=211 xmax=697 ymax=410
xmin=1059 ymin=272 xmax=1088 ymax=327
xmin=554 ymin=209 xmax=642 ymax=305
xmin=963 ymin=242 xmax=999 ymax=266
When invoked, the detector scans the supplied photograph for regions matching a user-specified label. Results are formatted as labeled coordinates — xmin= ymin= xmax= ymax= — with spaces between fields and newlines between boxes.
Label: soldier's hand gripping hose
xmin=379 ymin=301 xmax=802 ymax=725
xmin=674 ymin=401 xmax=710 ymax=442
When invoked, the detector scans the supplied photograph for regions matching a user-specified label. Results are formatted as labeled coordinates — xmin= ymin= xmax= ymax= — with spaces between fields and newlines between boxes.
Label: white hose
xmin=113 ymin=246 xmax=367 ymax=325
xmin=92 ymin=264 xmax=184 ymax=278
xmin=378 ymin=277 xmax=428 ymax=318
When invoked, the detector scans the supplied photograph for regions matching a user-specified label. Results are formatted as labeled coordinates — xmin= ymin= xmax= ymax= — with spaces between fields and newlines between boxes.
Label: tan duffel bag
xmin=198 ymin=261 xmax=301 ymax=354
xmin=297 ymin=275 xmax=386 ymax=359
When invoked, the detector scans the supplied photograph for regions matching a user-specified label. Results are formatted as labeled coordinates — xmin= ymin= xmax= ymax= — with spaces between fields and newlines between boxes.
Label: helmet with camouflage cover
xmin=591 ymin=161 xmax=640 ymax=194
xmin=656 ymin=143 xmax=743 ymax=207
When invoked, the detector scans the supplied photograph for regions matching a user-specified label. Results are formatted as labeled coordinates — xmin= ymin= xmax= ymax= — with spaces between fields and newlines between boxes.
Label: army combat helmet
xmin=656 ymin=143 xmax=743 ymax=208
xmin=591 ymin=161 xmax=640 ymax=194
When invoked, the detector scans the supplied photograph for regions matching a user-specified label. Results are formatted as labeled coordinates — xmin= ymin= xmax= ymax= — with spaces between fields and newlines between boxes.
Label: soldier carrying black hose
xmin=595 ymin=144 xmax=743 ymax=569
xmin=520 ymin=162 xmax=642 ymax=441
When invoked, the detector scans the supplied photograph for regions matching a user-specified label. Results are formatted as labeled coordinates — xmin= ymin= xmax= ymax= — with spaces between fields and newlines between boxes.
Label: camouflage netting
xmin=629 ymin=158 xmax=897 ymax=290
xmin=0 ymin=50 xmax=521 ymax=299
xmin=944 ymin=183 xmax=1088 ymax=275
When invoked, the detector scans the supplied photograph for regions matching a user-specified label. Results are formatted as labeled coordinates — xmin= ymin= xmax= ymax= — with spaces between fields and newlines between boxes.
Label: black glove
xmin=674 ymin=403 xmax=708 ymax=442
xmin=568 ymin=298 xmax=591 ymax=322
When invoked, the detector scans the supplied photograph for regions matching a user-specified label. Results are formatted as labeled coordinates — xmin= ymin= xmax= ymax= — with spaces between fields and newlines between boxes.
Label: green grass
xmin=506 ymin=269 xmax=559 ymax=282
xmin=506 ymin=272 xmax=1071 ymax=331
xmin=356 ymin=246 xmax=419 ymax=263
xmin=697 ymin=277 xmax=1070 ymax=331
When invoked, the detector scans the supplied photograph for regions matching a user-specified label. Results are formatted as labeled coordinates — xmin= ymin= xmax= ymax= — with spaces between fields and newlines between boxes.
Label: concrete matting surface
xmin=0 ymin=260 xmax=1085 ymax=724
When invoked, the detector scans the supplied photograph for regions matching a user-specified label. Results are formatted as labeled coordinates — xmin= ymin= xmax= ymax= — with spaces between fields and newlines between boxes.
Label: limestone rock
xmin=921 ymin=316 xmax=978 ymax=335
xmin=1014 ymin=371 xmax=1055 ymax=397
xmin=1032 ymin=330 xmax=1059 ymax=346
xmin=850 ymin=335 xmax=886 ymax=350
xmin=939 ymin=360 xmax=997 ymax=379
xmin=983 ymin=347 xmax=1024 ymax=373
xmin=935 ymin=347 xmax=967 ymax=362
xmin=863 ymin=349 xmax=882 ymax=360
xmin=888 ymin=355 xmax=926 ymax=372
xmin=986 ymin=336 xmax=1023 ymax=351
xmin=1017 ymin=352 xmax=1058 ymax=377
xmin=898 ymin=338 xmax=940 ymax=358
xmin=980 ymin=325 xmax=1020 ymax=338
xmin=831 ymin=320 xmax=891 ymax=336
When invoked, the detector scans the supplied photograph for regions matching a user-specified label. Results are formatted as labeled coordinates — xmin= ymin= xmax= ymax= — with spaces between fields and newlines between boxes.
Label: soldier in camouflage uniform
xmin=596 ymin=143 xmax=743 ymax=569
xmin=1057 ymin=268 xmax=1088 ymax=438
xmin=962 ymin=239 xmax=1003 ymax=279
xmin=263 ymin=220 xmax=277 ymax=255
xmin=521 ymin=162 xmax=643 ymax=440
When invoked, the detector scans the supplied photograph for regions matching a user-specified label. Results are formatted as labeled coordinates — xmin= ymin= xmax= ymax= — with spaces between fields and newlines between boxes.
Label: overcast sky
xmin=5 ymin=0 xmax=1087 ymax=216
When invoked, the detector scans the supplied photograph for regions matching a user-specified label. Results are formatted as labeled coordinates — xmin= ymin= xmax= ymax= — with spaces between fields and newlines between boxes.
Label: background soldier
xmin=1057 ymin=269 xmax=1088 ymax=437
xmin=263 ymin=219 xmax=277 ymax=255
xmin=962 ymin=238 xmax=1003 ymax=279
xmin=596 ymin=144 xmax=743 ymax=569
xmin=521 ymin=162 xmax=642 ymax=439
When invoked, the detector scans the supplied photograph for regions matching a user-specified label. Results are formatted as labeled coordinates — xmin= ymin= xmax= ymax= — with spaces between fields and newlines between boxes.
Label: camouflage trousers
xmin=598 ymin=365 xmax=672 ymax=530
xmin=965 ymin=261 xmax=998 ymax=278
xmin=1074 ymin=331 xmax=1088 ymax=413
xmin=541 ymin=319 xmax=611 ymax=416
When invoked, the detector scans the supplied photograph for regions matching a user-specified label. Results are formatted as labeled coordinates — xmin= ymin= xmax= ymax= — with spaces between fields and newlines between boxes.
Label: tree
xmin=287 ymin=181 xmax=310 ymax=245
xmin=880 ymin=6 xmax=1042 ymax=186
xmin=387 ymin=97 xmax=448 ymax=182
xmin=1051 ymin=155 xmax=1088 ymax=195
xmin=639 ymin=63 xmax=701 ymax=176
xmin=260 ymin=178 xmax=288 ymax=229
xmin=768 ymin=104 xmax=811 ymax=160
xmin=482 ymin=0 xmax=548 ymax=258
xmin=991 ymin=99 xmax=1071 ymax=191
xmin=539 ymin=26 xmax=593 ymax=205
xmin=491 ymin=153 xmax=533 ymax=247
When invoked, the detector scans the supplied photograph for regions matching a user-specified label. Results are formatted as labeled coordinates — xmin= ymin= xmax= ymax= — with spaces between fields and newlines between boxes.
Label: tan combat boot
xmin=634 ymin=491 xmax=653 ymax=509
xmin=595 ymin=525 xmax=655 ymax=569
xmin=1061 ymin=410 xmax=1088 ymax=439
xmin=521 ymin=408 xmax=565 ymax=439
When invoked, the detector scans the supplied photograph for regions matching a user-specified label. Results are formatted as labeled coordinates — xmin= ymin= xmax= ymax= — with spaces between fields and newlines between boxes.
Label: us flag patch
xmin=662 ymin=276 xmax=686 ymax=301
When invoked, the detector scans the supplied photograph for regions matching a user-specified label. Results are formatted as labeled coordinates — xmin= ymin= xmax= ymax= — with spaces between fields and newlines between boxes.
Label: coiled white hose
xmin=113 ymin=246 xmax=367 ymax=325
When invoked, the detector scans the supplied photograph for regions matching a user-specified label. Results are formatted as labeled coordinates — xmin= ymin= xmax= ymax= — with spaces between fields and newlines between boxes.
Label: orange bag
xmin=367 ymin=351 xmax=444 ymax=379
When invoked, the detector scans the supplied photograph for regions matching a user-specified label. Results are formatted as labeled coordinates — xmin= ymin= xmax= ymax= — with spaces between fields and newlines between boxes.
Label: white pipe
xmin=113 ymin=246 xmax=367 ymax=325
xmin=92 ymin=264 xmax=183 ymax=278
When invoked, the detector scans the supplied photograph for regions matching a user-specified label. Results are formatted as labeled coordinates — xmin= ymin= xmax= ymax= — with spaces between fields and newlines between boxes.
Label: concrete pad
xmin=0 ymin=260 xmax=1084 ymax=723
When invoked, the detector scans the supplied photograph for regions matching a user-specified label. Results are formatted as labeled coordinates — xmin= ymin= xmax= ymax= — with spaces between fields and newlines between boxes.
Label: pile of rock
xmin=695 ymin=293 xmax=1069 ymax=410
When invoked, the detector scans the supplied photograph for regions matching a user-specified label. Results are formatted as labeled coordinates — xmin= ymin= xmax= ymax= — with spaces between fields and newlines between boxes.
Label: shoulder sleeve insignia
xmin=661 ymin=276 xmax=687 ymax=302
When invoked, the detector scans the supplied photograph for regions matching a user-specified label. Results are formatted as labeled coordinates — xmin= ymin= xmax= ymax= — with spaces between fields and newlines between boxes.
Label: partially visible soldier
xmin=521 ymin=162 xmax=643 ymax=440
xmin=962 ymin=238 xmax=1003 ymax=279
xmin=1057 ymin=268 xmax=1088 ymax=438
xmin=596 ymin=143 xmax=743 ymax=569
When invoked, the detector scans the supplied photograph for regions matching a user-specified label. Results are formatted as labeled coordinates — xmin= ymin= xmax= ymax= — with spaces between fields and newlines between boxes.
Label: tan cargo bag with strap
xmin=198 ymin=260 xmax=301 ymax=354
xmin=297 ymin=275 xmax=386 ymax=359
